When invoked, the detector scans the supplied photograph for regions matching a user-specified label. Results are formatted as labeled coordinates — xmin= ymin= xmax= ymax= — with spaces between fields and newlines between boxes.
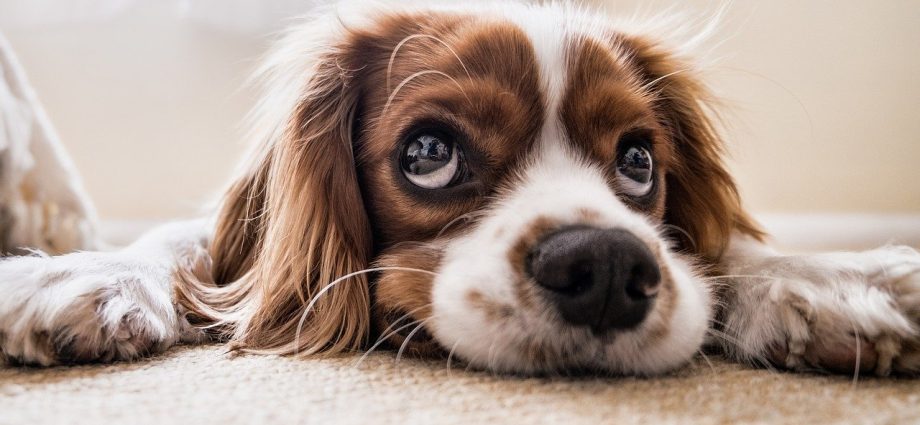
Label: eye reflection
xmin=405 ymin=134 xmax=452 ymax=175
xmin=401 ymin=132 xmax=461 ymax=189
xmin=615 ymin=137 xmax=654 ymax=198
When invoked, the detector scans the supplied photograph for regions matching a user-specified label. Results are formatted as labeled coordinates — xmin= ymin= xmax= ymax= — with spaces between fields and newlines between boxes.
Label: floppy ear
xmin=623 ymin=37 xmax=764 ymax=263
xmin=176 ymin=27 xmax=373 ymax=355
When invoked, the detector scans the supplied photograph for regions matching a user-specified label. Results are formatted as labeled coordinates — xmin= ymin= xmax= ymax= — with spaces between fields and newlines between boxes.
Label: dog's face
xmin=202 ymin=3 xmax=760 ymax=376
xmin=358 ymin=11 xmax=710 ymax=375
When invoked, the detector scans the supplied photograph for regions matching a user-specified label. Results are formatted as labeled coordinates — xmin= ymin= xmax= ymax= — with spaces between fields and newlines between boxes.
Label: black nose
xmin=527 ymin=226 xmax=661 ymax=333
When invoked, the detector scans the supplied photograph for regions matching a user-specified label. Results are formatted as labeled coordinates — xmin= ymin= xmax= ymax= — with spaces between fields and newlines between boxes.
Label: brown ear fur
xmin=175 ymin=41 xmax=373 ymax=355
xmin=623 ymin=37 xmax=764 ymax=263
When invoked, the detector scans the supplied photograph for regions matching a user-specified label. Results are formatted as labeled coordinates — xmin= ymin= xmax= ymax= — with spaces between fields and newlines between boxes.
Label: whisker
xmin=705 ymin=274 xmax=786 ymax=282
xmin=354 ymin=303 xmax=433 ymax=367
xmin=706 ymin=328 xmax=773 ymax=371
xmin=383 ymin=70 xmax=471 ymax=115
xmin=354 ymin=319 xmax=423 ymax=368
xmin=659 ymin=223 xmax=697 ymax=251
xmin=842 ymin=311 xmax=863 ymax=386
xmin=294 ymin=266 xmax=437 ymax=355
xmin=707 ymin=317 xmax=731 ymax=329
xmin=712 ymin=65 xmax=816 ymax=144
xmin=446 ymin=339 xmax=463 ymax=378
xmin=463 ymin=351 xmax=479 ymax=374
xmin=436 ymin=210 xmax=487 ymax=238
xmin=376 ymin=304 xmax=431 ymax=342
xmin=486 ymin=340 xmax=500 ymax=378
xmin=706 ymin=327 xmax=740 ymax=346
xmin=387 ymin=34 xmax=473 ymax=96
xmin=697 ymin=349 xmax=715 ymax=373
xmin=852 ymin=323 xmax=861 ymax=386
xmin=395 ymin=320 xmax=430 ymax=364
xmin=639 ymin=68 xmax=691 ymax=94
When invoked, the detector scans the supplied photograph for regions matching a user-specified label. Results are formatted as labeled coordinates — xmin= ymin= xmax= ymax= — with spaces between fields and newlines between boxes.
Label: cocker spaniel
xmin=2 ymin=1 xmax=919 ymax=376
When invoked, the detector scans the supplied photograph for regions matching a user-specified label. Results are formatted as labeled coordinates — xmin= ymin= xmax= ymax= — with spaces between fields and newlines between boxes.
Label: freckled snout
xmin=527 ymin=226 xmax=661 ymax=333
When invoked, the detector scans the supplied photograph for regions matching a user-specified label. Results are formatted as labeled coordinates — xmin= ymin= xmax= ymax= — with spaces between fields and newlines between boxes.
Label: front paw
xmin=0 ymin=254 xmax=186 ymax=366
xmin=722 ymin=246 xmax=920 ymax=376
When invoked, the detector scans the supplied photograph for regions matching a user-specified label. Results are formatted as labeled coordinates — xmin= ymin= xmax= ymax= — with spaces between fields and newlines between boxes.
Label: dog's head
xmin=189 ymin=2 xmax=762 ymax=375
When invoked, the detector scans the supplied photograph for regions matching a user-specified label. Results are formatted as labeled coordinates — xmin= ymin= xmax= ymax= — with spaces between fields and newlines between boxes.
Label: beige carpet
xmin=2 ymin=344 xmax=919 ymax=425
xmin=4 ymin=218 xmax=920 ymax=425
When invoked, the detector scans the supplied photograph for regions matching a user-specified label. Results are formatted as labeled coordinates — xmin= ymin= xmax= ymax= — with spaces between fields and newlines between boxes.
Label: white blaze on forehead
xmin=497 ymin=4 xmax=617 ymax=167
xmin=503 ymin=6 xmax=569 ymax=119
xmin=498 ymin=3 xmax=575 ymax=158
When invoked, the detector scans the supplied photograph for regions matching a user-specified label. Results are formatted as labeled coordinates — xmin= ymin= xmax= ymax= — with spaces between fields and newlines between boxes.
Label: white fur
xmin=719 ymin=238 xmax=920 ymax=375
xmin=0 ymin=220 xmax=208 ymax=365
xmin=428 ymin=5 xmax=712 ymax=374
xmin=2 ymin=1 xmax=920 ymax=377
xmin=431 ymin=144 xmax=711 ymax=374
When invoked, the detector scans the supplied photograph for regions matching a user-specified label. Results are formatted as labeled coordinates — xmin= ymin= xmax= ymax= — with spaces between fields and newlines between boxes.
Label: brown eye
xmin=616 ymin=136 xmax=654 ymax=197
xmin=400 ymin=130 xmax=464 ymax=189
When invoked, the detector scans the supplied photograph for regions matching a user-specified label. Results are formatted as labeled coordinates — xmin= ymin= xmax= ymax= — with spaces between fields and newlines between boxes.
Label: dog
xmin=1 ymin=1 xmax=919 ymax=376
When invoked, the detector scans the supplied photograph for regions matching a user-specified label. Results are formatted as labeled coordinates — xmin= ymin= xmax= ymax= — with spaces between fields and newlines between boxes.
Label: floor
xmin=2 ymin=345 xmax=919 ymax=425
xmin=3 ymin=216 xmax=920 ymax=424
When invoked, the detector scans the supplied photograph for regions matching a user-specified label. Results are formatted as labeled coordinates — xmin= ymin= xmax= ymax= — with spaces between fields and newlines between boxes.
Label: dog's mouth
xmin=369 ymin=228 xmax=673 ymax=373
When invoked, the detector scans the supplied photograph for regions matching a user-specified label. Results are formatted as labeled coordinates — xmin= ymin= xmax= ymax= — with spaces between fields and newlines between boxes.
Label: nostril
xmin=625 ymin=263 xmax=661 ymax=299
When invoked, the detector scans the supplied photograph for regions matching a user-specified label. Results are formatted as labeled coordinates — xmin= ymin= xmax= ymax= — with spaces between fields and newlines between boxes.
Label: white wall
xmin=596 ymin=0 xmax=920 ymax=214
xmin=2 ymin=0 xmax=918 ymax=220
xmin=1 ymin=1 xmax=285 ymax=219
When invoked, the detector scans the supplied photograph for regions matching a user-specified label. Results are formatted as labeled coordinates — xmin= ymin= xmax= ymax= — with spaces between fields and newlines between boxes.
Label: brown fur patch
xmin=356 ymin=19 xmax=544 ymax=246
xmin=614 ymin=35 xmax=765 ymax=263
xmin=31 ymin=330 xmax=54 ymax=361
xmin=561 ymin=38 xmax=673 ymax=219
xmin=507 ymin=217 xmax=562 ymax=310
xmin=0 ymin=205 xmax=13 ymax=255
xmin=466 ymin=290 xmax=514 ymax=321
xmin=372 ymin=242 xmax=448 ymax=357
xmin=575 ymin=208 xmax=604 ymax=226
xmin=563 ymin=33 xmax=765 ymax=262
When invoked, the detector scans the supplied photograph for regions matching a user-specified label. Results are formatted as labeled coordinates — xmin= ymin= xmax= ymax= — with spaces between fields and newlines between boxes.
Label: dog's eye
xmin=400 ymin=131 xmax=464 ymax=189
xmin=615 ymin=135 xmax=654 ymax=197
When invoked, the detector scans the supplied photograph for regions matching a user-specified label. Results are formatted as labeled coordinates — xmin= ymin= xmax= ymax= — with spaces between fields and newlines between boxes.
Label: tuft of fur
xmin=175 ymin=17 xmax=374 ymax=356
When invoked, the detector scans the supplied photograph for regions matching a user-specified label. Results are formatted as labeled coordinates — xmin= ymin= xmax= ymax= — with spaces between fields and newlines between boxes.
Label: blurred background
xmin=1 ymin=0 xmax=918 ymax=248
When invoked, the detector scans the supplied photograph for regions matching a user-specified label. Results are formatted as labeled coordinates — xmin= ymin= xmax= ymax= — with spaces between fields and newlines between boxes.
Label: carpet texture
xmin=2 ymin=345 xmax=919 ymax=425
xmin=4 ymin=222 xmax=920 ymax=424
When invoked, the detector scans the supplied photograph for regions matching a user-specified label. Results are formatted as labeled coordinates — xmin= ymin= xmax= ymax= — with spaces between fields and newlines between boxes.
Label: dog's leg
xmin=0 ymin=219 xmax=210 ymax=366
xmin=716 ymin=235 xmax=920 ymax=375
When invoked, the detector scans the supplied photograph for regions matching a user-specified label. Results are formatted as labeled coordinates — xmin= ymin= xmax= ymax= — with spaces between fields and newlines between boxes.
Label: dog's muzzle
xmin=527 ymin=226 xmax=661 ymax=333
